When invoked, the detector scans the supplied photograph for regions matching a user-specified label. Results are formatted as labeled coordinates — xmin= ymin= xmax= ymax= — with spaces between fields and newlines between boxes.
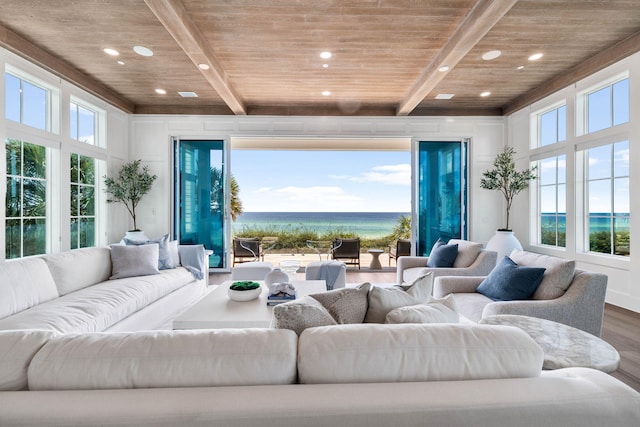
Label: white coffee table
xmin=173 ymin=280 xmax=326 ymax=329
xmin=479 ymin=314 xmax=620 ymax=373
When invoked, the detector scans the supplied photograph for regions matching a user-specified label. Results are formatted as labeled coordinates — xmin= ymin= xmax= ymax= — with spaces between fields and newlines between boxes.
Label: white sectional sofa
xmin=1 ymin=324 xmax=639 ymax=426
xmin=0 ymin=245 xmax=207 ymax=333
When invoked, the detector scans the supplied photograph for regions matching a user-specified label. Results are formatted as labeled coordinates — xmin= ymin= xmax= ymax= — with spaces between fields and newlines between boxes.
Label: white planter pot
xmin=123 ymin=230 xmax=149 ymax=243
xmin=485 ymin=231 xmax=523 ymax=264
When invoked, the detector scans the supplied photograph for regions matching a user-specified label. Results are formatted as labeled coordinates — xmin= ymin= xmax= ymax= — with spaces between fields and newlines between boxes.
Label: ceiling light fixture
xmin=516 ymin=65 xmax=525 ymax=70
xmin=438 ymin=65 xmax=450 ymax=72
xmin=435 ymin=94 xmax=454 ymax=100
xmin=117 ymin=60 xmax=125 ymax=65
xmin=103 ymin=48 xmax=119 ymax=56
xmin=320 ymin=51 xmax=332 ymax=59
xmin=322 ymin=64 xmax=329 ymax=68
xmin=482 ymin=50 xmax=501 ymax=60
xmin=322 ymin=90 xmax=331 ymax=96
xmin=134 ymin=45 xmax=154 ymax=57
xmin=198 ymin=63 xmax=210 ymax=70
xmin=480 ymin=91 xmax=491 ymax=97
xmin=178 ymin=91 xmax=198 ymax=97
xmin=155 ymin=88 xmax=166 ymax=95
xmin=528 ymin=52 xmax=543 ymax=61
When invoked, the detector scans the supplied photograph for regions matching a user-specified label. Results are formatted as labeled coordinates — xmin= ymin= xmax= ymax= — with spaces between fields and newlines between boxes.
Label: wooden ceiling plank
xmin=144 ymin=0 xmax=246 ymax=115
xmin=396 ymin=0 xmax=518 ymax=116
xmin=0 ymin=23 xmax=135 ymax=113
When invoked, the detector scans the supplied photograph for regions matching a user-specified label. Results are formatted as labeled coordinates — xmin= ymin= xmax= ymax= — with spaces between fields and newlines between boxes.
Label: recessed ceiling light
xmin=322 ymin=90 xmax=331 ymax=96
xmin=480 ymin=91 xmax=491 ymax=97
xmin=134 ymin=45 xmax=154 ymax=57
xmin=516 ymin=65 xmax=525 ymax=70
xmin=435 ymin=94 xmax=454 ymax=100
xmin=320 ymin=51 xmax=332 ymax=59
xmin=482 ymin=50 xmax=501 ymax=61
xmin=528 ymin=52 xmax=543 ymax=61
xmin=198 ymin=63 xmax=210 ymax=70
xmin=155 ymin=88 xmax=166 ymax=95
xmin=117 ymin=60 xmax=125 ymax=65
xmin=438 ymin=65 xmax=450 ymax=72
xmin=103 ymin=48 xmax=119 ymax=56
xmin=322 ymin=63 xmax=329 ymax=68
xmin=178 ymin=91 xmax=198 ymax=97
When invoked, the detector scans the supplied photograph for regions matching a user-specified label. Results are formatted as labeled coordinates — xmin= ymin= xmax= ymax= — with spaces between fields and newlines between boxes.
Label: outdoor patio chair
xmin=331 ymin=238 xmax=361 ymax=269
xmin=389 ymin=238 xmax=411 ymax=266
xmin=232 ymin=237 xmax=263 ymax=266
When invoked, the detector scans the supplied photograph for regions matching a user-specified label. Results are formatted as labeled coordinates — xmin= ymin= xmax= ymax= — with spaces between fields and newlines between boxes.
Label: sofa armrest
xmin=433 ymin=276 xmax=485 ymax=298
xmin=483 ymin=270 xmax=608 ymax=337
xmin=396 ymin=256 xmax=429 ymax=284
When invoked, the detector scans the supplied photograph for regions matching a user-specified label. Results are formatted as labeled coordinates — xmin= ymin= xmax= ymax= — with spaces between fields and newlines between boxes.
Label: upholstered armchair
xmin=433 ymin=249 xmax=608 ymax=337
xmin=396 ymin=239 xmax=497 ymax=286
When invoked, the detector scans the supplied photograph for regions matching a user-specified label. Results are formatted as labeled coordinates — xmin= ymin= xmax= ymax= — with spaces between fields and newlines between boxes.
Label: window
xmin=584 ymin=141 xmax=629 ymax=256
xmin=70 ymin=101 xmax=97 ymax=145
xmin=5 ymin=139 xmax=48 ymax=258
xmin=538 ymin=155 xmax=566 ymax=247
xmin=585 ymin=78 xmax=629 ymax=134
xmin=538 ymin=105 xmax=566 ymax=146
xmin=4 ymin=72 xmax=49 ymax=131
xmin=70 ymin=153 xmax=96 ymax=249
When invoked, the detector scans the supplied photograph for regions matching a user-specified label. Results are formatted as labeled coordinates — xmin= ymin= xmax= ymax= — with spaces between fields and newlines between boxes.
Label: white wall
xmin=130 ymin=115 xmax=506 ymax=247
xmin=506 ymin=51 xmax=640 ymax=313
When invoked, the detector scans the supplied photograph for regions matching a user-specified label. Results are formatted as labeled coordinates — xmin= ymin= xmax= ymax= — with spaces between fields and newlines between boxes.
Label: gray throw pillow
xmin=272 ymin=296 xmax=337 ymax=336
xmin=109 ymin=244 xmax=161 ymax=279
xmin=364 ymin=273 xmax=433 ymax=323
xmin=310 ymin=282 xmax=371 ymax=324
xmin=509 ymin=249 xmax=575 ymax=300
xmin=125 ymin=234 xmax=176 ymax=270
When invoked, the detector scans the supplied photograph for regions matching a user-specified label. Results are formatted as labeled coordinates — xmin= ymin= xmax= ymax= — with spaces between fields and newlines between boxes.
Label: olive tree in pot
xmin=104 ymin=160 xmax=157 ymax=239
xmin=480 ymin=147 xmax=537 ymax=262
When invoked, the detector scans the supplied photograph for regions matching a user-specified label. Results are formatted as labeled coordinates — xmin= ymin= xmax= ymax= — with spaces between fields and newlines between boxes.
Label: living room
xmin=1 ymin=1 xmax=640 ymax=424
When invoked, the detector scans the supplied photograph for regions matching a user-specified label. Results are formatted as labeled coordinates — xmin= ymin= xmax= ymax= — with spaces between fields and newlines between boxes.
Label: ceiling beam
xmin=144 ymin=0 xmax=246 ymax=115
xmin=396 ymin=0 xmax=517 ymax=116
xmin=0 ymin=23 xmax=135 ymax=113
xmin=503 ymin=29 xmax=640 ymax=115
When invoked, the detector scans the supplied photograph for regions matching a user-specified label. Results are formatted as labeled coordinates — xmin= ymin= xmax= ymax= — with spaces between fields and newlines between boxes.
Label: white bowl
xmin=228 ymin=286 xmax=262 ymax=302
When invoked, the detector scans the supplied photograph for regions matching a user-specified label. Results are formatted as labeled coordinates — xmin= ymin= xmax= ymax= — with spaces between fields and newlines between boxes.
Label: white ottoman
xmin=231 ymin=262 xmax=274 ymax=281
xmin=305 ymin=261 xmax=347 ymax=290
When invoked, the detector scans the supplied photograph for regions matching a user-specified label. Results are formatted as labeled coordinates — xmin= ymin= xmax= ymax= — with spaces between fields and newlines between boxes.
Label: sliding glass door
xmin=415 ymin=140 xmax=468 ymax=256
xmin=173 ymin=139 xmax=228 ymax=269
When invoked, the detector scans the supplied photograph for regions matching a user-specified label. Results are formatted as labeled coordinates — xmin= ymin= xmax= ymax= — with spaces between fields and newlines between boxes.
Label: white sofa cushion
xmin=42 ymin=247 xmax=112 ymax=295
xmin=28 ymin=329 xmax=298 ymax=390
xmin=0 ymin=258 xmax=58 ymax=319
xmin=509 ymin=249 xmax=576 ymax=300
xmin=0 ymin=330 xmax=57 ymax=390
xmin=0 ymin=267 xmax=195 ymax=333
xmin=384 ymin=294 xmax=459 ymax=324
xmin=297 ymin=323 xmax=543 ymax=384
xmin=449 ymin=239 xmax=483 ymax=268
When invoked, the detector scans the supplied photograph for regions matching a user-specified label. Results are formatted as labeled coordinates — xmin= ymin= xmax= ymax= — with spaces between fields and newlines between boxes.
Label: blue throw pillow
xmin=477 ymin=256 xmax=546 ymax=301
xmin=427 ymin=243 xmax=458 ymax=268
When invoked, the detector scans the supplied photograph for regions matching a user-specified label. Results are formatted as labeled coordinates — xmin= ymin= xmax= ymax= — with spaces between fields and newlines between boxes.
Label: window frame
xmin=575 ymin=72 xmax=629 ymax=137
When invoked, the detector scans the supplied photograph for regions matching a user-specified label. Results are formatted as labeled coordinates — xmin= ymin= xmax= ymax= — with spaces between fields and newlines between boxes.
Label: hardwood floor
xmin=212 ymin=267 xmax=640 ymax=392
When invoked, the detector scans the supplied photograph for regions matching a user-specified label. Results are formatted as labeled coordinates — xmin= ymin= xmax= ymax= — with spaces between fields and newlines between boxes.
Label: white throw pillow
xmin=364 ymin=273 xmax=433 ymax=323
xmin=384 ymin=294 xmax=459 ymax=324
xmin=448 ymin=239 xmax=483 ymax=268
xmin=109 ymin=244 xmax=160 ymax=279
xmin=509 ymin=249 xmax=575 ymax=300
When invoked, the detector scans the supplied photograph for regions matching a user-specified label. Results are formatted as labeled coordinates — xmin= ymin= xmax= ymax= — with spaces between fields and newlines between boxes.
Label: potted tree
xmin=104 ymin=159 xmax=157 ymax=240
xmin=480 ymin=147 xmax=537 ymax=261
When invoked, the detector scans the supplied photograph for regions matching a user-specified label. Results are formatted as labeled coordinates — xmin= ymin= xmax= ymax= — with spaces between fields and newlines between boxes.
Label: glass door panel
xmin=416 ymin=141 xmax=468 ymax=256
xmin=174 ymin=139 xmax=226 ymax=268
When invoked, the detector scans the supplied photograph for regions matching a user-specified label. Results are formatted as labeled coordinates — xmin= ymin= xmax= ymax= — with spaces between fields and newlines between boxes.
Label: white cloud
xmin=254 ymin=187 xmax=273 ymax=193
xmin=244 ymin=185 xmax=365 ymax=211
xmin=329 ymin=163 xmax=410 ymax=186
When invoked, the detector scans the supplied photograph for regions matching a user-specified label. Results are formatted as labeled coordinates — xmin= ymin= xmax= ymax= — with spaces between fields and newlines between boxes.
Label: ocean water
xmin=232 ymin=212 xmax=410 ymax=238
xmin=541 ymin=214 xmax=630 ymax=233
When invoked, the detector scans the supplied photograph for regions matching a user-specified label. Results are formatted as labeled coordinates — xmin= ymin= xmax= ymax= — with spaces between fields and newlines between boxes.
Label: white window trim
xmin=575 ymin=71 xmax=629 ymax=137
xmin=530 ymin=100 xmax=566 ymax=149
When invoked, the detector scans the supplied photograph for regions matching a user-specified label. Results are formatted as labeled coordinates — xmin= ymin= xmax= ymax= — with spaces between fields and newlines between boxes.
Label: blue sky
xmin=230 ymin=150 xmax=411 ymax=212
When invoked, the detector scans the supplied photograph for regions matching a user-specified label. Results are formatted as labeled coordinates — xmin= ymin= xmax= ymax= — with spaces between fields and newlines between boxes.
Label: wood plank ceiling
xmin=1 ymin=0 xmax=640 ymax=116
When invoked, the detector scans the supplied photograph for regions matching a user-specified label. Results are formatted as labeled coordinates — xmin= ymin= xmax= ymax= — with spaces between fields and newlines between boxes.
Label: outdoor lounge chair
xmin=389 ymin=238 xmax=411 ymax=266
xmin=331 ymin=238 xmax=361 ymax=269
xmin=232 ymin=237 xmax=263 ymax=266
